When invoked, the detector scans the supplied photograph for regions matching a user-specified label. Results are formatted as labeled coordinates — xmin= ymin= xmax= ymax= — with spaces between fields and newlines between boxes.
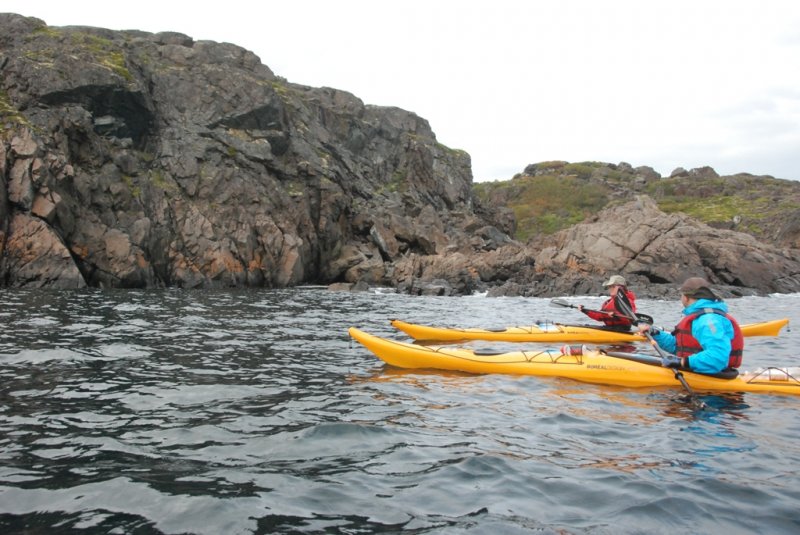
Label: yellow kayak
xmin=390 ymin=318 xmax=789 ymax=343
xmin=349 ymin=327 xmax=800 ymax=395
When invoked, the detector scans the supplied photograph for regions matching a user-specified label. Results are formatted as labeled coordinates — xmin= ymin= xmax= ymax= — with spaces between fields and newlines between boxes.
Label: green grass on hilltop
xmin=474 ymin=174 xmax=609 ymax=241
xmin=650 ymin=176 xmax=800 ymax=236
xmin=473 ymin=163 xmax=800 ymax=245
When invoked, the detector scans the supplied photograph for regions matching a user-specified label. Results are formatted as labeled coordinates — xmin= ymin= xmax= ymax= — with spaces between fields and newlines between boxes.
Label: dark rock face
xmin=3 ymin=14 xmax=800 ymax=298
xmin=0 ymin=14 xmax=503 ymax=289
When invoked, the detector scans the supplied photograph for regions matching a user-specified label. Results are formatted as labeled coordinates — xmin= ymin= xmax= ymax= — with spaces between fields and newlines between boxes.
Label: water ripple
xmin=1 ymin=289 xmax=800 ymax=533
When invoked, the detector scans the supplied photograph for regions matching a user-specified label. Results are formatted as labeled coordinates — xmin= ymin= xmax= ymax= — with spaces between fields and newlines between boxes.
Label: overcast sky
xmin=4 ymin=1 xmax=799 ymax=182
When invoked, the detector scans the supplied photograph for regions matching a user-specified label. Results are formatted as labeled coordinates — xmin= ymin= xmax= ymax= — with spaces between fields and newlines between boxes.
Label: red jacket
xmin=583 ymin=289 xmax=636 ymax=327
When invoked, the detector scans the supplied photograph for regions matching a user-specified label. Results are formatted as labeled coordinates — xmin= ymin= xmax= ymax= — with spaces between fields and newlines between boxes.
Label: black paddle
xmin=550 ymin=298 xmax=654 ymax=325
xmin=571 ymin=345 xmax=736 ymax=378
xmin=613 ymin=296 xmax=707 ymax=409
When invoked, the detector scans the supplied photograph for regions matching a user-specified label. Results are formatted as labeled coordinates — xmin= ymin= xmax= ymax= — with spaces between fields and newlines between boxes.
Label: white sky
xmin=3 ymin=0 xmax=800 ymax=182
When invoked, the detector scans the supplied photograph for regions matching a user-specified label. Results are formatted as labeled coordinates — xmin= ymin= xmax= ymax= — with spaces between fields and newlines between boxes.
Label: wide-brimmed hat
xmin=679 ymin=277 xmax=718 ymax=299
xmin=603 ymin=275 xmax=626 ymax=287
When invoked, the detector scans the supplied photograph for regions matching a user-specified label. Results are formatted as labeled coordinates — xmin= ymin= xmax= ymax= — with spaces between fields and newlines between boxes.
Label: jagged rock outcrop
xmin=0 ymin=14 xmax=510 ymax=289
xmin=487 ymin=196 xmax=800 ymax=298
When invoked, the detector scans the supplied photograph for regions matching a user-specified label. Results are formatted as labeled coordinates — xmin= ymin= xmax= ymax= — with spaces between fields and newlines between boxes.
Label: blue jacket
xmin=652 ymin=299 xmax=736 ymax=374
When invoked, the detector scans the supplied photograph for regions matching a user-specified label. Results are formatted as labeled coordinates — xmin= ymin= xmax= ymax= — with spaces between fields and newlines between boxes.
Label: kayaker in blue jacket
xmin=639 ymin=277 xmax=744 ymax=374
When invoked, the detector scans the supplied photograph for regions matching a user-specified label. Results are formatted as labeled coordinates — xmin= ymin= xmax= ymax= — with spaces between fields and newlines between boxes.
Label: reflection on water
xmin=1 ymin=289 xmax=800 ymax=534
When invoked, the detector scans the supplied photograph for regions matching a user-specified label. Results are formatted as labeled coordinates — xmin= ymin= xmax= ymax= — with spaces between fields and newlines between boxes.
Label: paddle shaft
xmin=550 ymin=298 xmax=628 ymax=320
xmin=550 ymin=298 xmax=653 ymax=324
xmin=602 ymin=350 xmax=661 ymax=367
xmin=614 ymin=296 xmax=707 ymax=409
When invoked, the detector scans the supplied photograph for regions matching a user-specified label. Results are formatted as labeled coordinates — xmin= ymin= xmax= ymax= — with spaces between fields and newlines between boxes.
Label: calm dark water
xmin=1 ymin=288 xmax=799 ymax=534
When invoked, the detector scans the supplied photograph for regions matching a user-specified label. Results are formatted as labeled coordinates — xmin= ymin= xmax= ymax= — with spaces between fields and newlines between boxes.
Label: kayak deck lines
xmin=743 ymin=367 xmax=800 ymax=385
xmin=393 ymin=337 xmax=580 ymax=365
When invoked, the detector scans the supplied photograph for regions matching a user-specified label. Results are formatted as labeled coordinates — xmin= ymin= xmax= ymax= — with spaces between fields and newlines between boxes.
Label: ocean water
xmin=1 ymin=288 xmax=799 ymax=534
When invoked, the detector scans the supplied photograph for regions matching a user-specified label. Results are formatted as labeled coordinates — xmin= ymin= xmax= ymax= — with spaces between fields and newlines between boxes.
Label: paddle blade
xmin=614 ymin=292 xmax=634 ymax=317
xmin=614 ymin=293 xmax=638 ymax=322
xmin=550 ymin=298 xmax=575 ymax=309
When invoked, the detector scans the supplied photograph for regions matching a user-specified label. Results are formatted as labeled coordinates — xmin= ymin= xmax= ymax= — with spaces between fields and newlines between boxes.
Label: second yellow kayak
xmin=390 ymin=318 xmax=789 ymax=344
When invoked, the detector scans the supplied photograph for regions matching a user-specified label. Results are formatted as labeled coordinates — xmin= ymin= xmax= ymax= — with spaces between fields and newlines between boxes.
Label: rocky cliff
xmin=0 ymin=14 xmax=511 ymax=290
xmin=3 ymin=14 xmax=800 ymax=298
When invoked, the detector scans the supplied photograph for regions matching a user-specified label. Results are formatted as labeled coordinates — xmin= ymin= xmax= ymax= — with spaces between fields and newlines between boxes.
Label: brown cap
xmin=680 ymin=277 xmax=718 ymax=299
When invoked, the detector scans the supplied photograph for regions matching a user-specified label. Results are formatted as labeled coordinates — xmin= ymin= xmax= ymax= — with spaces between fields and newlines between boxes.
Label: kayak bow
xmin=390 ymin=318 xmax=789 ymax=343
xmin=349 ymin=327 xmax=800 ymax=395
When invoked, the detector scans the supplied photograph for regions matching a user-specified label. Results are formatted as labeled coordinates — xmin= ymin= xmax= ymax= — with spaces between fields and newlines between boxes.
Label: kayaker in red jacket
xmin=578 ymin=275 xmax=637 ymax=331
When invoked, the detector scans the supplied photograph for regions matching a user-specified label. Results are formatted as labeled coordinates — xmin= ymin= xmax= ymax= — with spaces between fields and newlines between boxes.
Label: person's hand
xmin=577 ymin=305 xmax=583 ymax=311
xmin=661 ymin=354 xmax=683 ymax=368
xmin=638 ymin=324 xmax=660 ymax=335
